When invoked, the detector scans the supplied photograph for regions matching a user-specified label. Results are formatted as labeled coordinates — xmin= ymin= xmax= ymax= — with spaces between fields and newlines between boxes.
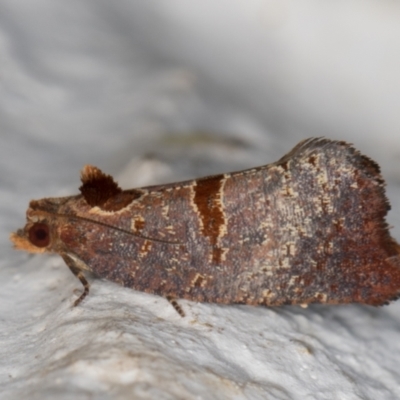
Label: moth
xmin=10 ymin=138 xmax=400 ymax=315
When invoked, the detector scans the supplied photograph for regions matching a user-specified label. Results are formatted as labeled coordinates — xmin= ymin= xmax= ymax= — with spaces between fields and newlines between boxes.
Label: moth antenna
xmin=60 ymin=214 xmax=184 ymax=246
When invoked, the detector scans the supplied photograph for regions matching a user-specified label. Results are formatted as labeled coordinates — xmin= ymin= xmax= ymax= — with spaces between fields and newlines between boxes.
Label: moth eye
xmin=28 ymin=223 xmax=50 ymax=248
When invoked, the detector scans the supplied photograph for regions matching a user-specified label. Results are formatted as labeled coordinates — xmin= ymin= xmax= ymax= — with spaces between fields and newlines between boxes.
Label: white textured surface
xmin=1 ymin=2 xmax=400 ymax=399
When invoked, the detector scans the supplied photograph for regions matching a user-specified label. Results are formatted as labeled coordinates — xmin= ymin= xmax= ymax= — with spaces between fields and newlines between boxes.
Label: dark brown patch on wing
xmin=80 ymin=165 xmax=122 ymax=207
xmin=102 ymin=190 xmax=143 ymax=211
xmin=134 ymin=219 xmax=145 ymax=231
xmin=80 ymin=165 xmax=141 ymax=211
xmin=193 ymin=175 xmax=225 ymax=264
xmin=193 ymin=274 xmax=204 ymax=287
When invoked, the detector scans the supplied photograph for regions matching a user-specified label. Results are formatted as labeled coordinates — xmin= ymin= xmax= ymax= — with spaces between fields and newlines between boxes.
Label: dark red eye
xmin=28 ymin=223 xmax=50 ymax=248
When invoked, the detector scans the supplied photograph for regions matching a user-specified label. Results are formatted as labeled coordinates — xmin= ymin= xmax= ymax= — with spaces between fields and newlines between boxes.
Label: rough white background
xmin=1 ymin=1 xmax=400 ymax=399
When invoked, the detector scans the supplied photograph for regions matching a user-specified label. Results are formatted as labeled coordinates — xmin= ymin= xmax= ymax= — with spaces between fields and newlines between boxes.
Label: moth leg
xmin=62 ymin=255 xmax=89 ymax=307
xmin=166 ymin=296 xmax=185 ymax=317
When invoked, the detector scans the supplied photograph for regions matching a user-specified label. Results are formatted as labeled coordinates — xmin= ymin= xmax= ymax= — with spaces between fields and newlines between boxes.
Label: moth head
xmin=10 ymin=198 xmax=65 ymax=254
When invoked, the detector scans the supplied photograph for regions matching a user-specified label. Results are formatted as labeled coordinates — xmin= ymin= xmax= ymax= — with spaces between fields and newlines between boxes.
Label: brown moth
xmin=10 ymin=138 xmax=400 ymax=315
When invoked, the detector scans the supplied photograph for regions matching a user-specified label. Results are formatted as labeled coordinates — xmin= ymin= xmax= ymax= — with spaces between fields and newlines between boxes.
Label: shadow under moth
xmin=10 ymin=138 xmax=400 ymax=316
